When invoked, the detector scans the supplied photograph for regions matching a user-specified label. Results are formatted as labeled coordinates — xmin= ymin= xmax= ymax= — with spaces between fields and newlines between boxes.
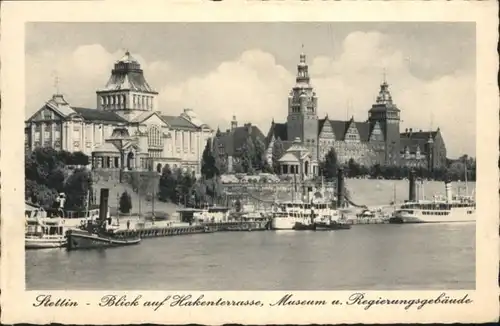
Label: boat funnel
xmin=99 ymin=188 xmax=110 ymax=222
xmin=445 ymin=181 xmax=452 ymax=202
xmin=409 ymin=169 xmax=416 ymax=202
xmin=337 ymin=168 xmax=345 ymax=208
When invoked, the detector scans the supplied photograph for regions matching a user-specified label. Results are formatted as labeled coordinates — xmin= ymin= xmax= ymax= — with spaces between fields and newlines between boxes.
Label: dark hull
xmin=314 ymin=222 xmax=351 ymax=230
xmin=293 ymin=222 xmax=316 ymax=231
xmin=66 ymin=230 xmax=141 ymax=250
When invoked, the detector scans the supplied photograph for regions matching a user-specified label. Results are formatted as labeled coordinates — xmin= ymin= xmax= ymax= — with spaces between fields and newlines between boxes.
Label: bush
xmin=119 ymin=191 xmax=132 ymax=214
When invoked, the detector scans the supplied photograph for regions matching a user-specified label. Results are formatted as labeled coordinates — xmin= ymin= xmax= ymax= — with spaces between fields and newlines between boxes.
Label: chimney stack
xmin=337 ymin=168 xmax=345 ymax=208
xmin=408 ymin=169 xmax=416 ymax=201
xmin=98 ymin=188 xmax=109 ymax=222
xmin=445 ymin=180 xmax=452 ymax=202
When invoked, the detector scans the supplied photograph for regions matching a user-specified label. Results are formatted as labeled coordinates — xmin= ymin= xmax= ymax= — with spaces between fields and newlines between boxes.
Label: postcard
xmin=1 ymin=0 xmax=499 ymax=324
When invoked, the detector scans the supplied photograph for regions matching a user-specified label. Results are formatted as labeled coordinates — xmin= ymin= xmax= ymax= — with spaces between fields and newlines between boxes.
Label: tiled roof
xmin=72 ymin=107 xmax=127 ymax=123
xmin=319 ymin=118 xmax=371 ymax=141
xmin=161 ymin=115 xmax=198 ymax=130
xmin=278 ymin=152 xmax=300 ymax=163
xmin=400 ymin=131 xmax=438 ymax=140
xmin=329 ymin=120 xmax=350 ymax=140
xmin=356 ymin=122 xmax=371 ymax=142
xmin=400 ymin=130 xmax=439 ymax=154
xmin=215 ymin=124 xmax=266 ymax=157
xmin=267 ymin=122 xmax=287 ymax=142
xmin=103 ymin=71 xmax=156 ymax=93
xmin=400 ymin=137 xmax=427 ymax=154
xmin=94 ymin=142 xmax=120 ymax=153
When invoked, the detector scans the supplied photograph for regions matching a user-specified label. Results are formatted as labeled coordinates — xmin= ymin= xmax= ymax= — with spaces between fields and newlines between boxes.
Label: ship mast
xmin=464 ymin=159 xmax=469 ymax=196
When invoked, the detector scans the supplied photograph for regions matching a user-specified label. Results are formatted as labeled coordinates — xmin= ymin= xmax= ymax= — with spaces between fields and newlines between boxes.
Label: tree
xmin=271 ymin=138 xmax=285 ymax=174
xmin=201 ymin=140 xmax=219 ymax=179
xmin=119 ymin=191 xmax=132 ymax=214
xmin=239 ymin=137 xmax=255 ymax=174
xmin=321 ymin=148 xmax=338 ymax=181
xmin=347 ymin=158 xmax=361 ymax=178
xmin=63 ymin=168 xmax=93 ymax=210
xmin=158 ymin=165 xmax=177 ymax=202
xmin=72 ymin=151 xmax=90 ymax=166
xmin=252 ymin=138 xmax=266 ymax=171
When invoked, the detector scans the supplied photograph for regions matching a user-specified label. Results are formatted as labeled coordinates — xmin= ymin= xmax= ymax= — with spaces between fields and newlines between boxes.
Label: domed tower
xmin=287 ymin=48 xmax=319 ymax=160
xmin=368 ymin=76 xmax=401 ymax=165
xmin=96 ymin=51 xmax=159 ymax=121
xmin=231 ymin=114 xmax=238 ymax=131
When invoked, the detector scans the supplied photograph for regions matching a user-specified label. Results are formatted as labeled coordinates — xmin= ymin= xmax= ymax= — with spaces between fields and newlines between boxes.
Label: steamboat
xmin=389 ymin=170 xmax=476 ymax=224
xmin=66 ymin=188 xmax=141 ymax=250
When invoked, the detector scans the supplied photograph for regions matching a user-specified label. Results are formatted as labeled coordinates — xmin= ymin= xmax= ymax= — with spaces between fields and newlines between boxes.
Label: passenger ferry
xmin=25 ymin=208 xmax=67 ymax=249
xmin=271 ymin=199 xmax=342 ymax=230
xmin=389 ymin=181 xmax=476 ymax=224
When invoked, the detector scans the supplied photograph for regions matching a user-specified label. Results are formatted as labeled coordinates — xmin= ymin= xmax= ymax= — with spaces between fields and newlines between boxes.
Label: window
xmin=43 ymin=111 xmax=52 ymax=120
xmin=148 ymin=126 xmax=163 ymax=147
xmin=35 ymin=124 xmax=41 ymax=132
xmin=73 ymin=126 xmax=80 ymax=139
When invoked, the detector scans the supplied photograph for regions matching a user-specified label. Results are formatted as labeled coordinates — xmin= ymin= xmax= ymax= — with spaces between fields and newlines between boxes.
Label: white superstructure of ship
xmin=390 ymin=180 xmax=476 ymax=224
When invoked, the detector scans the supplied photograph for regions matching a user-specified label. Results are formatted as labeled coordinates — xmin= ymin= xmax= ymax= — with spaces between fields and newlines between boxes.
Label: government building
xmin=265 ymin=51 xmax=447 ymax=180
xmin=25 ymin=51 xmax=213 ymax=175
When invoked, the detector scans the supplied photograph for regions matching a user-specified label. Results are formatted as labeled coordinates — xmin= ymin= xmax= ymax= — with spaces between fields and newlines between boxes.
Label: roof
xmin=161 ymin=115 xmax=198 ymax=130
xmin=400 ymin=130 xmax=439 ymax=154
xmin=318 ymin=118 xmax=371 ymax=141
xmin=286 ymin=137 xmax=309 ymax=153
xmin=180 ymin=108 xmax=208 ymax=128
xmin=278 ymin=152 xmax=300 ymax=163
xmin=99 ymin=51 xmax=157 ymax=94
xmin=400 ymin=131 xmax=438 ymax=140
xmin=72 ymin=107 xmax=127 ymax=123
xmin=93 ymin=142 xmax=120 ymax=153
xmin=215 ymin=124 xmax=266 ymax=156
xmin=266 ymin=122 xmax=287 ymax=146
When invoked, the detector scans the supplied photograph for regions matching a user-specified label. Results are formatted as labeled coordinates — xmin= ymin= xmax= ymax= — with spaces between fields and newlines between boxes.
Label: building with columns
xmin=25 ymin=51 xmax=213 ymax=175
xmin=266 ymin=50 xmax=448 ymax=175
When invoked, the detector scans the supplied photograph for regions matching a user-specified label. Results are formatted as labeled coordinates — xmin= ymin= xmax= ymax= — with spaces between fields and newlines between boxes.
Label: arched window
xmin=148 ymin=126 xmax=163 ymax=147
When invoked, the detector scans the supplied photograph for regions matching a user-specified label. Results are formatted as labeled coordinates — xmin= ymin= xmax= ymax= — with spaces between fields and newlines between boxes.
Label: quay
xmin=113 ymin=223 xmax=209 ymax=239
xmin=109 ymin=219 xmax=271 ymax=239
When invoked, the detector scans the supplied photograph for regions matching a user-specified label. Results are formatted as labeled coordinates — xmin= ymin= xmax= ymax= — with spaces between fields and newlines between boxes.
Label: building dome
xmin=117 ymin=50 xmax=139 ymax=64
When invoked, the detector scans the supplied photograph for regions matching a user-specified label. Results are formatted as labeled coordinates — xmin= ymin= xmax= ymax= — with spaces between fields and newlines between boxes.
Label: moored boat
xmin=314 ymin=221 xmax=351 ymax=230
xmin=66 ymin=188 xmax=141 ymax=250
xmin=389 ymin=179 xmax=476 ymax=224
xmin=25 ymin=207 xmax=67 ymax=249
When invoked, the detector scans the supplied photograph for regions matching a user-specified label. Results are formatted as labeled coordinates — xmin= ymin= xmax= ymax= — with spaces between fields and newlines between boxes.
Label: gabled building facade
xmin=266 ymin=50 xmax=448 ymax=174
xmin=25 ymin=51 xmax=213 ymax=175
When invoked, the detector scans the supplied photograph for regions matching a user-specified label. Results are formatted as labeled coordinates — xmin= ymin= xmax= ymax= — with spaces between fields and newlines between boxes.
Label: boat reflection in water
xmin=66 ymin=188 xmax=141 ymax=250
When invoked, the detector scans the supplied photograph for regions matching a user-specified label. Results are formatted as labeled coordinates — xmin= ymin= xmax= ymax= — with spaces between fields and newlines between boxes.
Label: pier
xmin=113 ymin=223 xmax=208 ymax=239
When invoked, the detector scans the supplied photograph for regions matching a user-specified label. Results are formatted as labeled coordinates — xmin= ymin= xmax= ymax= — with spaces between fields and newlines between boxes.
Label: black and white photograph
xmin=1 ymin=1 xmax=498 ymax=324
xmin=24 ymin=21 xmax=478 ymax=290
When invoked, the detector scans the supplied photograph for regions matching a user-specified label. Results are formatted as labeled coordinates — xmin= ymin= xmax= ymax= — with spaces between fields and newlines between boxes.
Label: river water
xmin=26 ymin=223 xmax=475 ymax=290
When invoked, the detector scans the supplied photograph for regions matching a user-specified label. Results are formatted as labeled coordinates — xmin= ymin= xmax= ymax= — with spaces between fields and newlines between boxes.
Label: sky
xmin=25 ymin=22 xmax=476 ymax=158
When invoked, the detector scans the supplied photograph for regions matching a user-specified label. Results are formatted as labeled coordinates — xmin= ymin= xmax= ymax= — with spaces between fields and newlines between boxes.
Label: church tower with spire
xmin=287 ymin=48 xmax=319 ymax=160
xmin=368 ymin=76 xmax=401 ymax=165
xmin=96 ymin=51 xmax=159 ymax=121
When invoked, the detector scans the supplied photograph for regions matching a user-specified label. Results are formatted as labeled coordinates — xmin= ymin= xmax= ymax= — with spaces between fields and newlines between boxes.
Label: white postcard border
xmin=1 ymin=1 xmax=498 ymax=324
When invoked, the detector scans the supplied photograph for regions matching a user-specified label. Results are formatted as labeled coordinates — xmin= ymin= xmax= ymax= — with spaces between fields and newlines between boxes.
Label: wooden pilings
xmin=114 ymin=225 xmax=207 ymax=239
